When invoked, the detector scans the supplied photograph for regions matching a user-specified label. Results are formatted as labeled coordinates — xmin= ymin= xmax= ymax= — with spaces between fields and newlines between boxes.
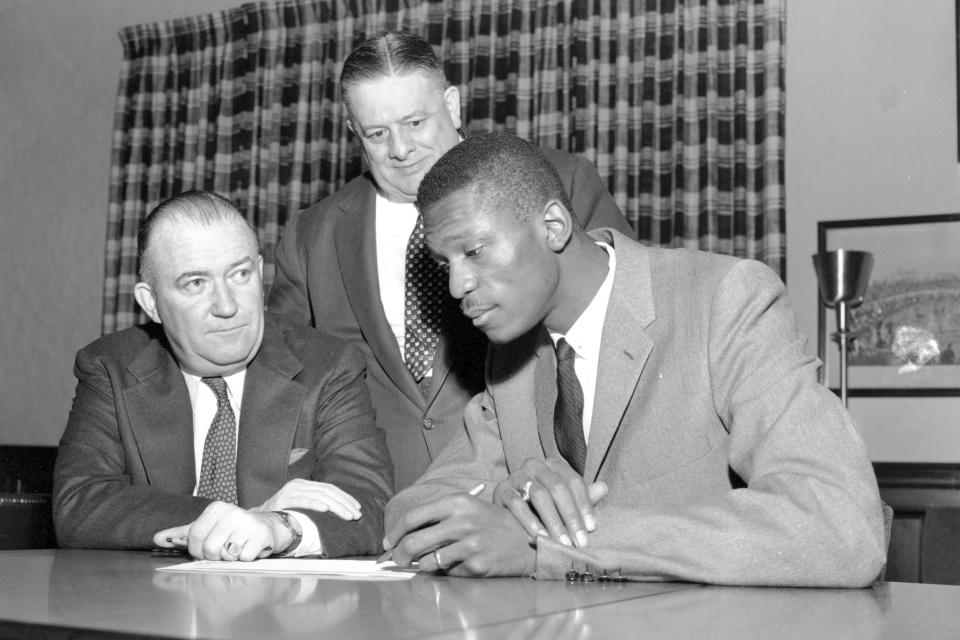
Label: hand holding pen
xmin=380 ymin=482 xmax=537 ymax=577
xmin=377 ymin=483 xmax=485 ymax=564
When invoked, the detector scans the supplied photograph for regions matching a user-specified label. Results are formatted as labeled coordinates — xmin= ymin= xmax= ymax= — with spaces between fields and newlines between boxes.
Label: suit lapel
xmin=487 ymin=329 xmax=555 ymax=466
xmin=583 ymin=232 xmax=656 ymax=481
xmin=124 ymin=337 xmax=196 ymax=494
xmin=235 ymin=322 xmax=306 ymax=508
xmin=334 ymin=177 xmax=424 ymax=408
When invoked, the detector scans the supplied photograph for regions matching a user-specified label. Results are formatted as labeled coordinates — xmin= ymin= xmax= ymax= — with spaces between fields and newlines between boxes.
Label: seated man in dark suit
xmin=382 ymin=134 xmax=885 ymax=586
xmin=54 ymin=190 xmax=393 ymax=561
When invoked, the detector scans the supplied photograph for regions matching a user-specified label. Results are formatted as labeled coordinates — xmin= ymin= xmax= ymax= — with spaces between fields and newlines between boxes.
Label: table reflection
xmin=44 ymin=551 xmax=688 ymax=639
xmin=453 ymin=583 xmax=889 ymax=640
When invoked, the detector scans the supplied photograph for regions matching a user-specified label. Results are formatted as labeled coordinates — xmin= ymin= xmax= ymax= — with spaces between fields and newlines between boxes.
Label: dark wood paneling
xmin=875 ymin=463 xmax=960 ymax=585
xmin=0 ymin=445 xmax=58 ymax=493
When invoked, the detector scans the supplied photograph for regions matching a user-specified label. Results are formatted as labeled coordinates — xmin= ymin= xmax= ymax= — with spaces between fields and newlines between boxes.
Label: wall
xmin=786 ymin=0 xmax=960 ymax=461
xmin=0 ymin=0 xmax=239 ymax=445
xmin=1 ymin=0 xmax=958 ymax=459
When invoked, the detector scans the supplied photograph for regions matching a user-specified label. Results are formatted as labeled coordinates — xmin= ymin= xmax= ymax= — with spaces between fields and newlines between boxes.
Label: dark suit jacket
xmin=386 ymin=230 xmax=885 ymax=587
xmin=53 ymin=314 xmax=393 ymax=557
xmin=268 ymin=148 xmax=632 ymax=490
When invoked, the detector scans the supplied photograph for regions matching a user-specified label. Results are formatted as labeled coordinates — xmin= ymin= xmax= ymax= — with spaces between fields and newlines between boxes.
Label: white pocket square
xmin=288 ymin=448 xmax=310 ymax=465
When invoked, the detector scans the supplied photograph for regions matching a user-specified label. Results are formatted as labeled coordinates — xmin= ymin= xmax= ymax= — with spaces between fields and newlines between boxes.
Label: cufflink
xmin=579 ymin=564 xmax=595 ymax=582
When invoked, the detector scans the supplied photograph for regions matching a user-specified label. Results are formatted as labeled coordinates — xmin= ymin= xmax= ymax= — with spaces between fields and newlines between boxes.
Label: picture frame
xmin=817 ymin=214 xmax=960 ymax=397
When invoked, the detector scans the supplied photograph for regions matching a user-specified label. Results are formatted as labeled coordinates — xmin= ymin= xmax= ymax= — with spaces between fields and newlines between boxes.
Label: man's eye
xmin=184 ymin=278 xmax=204 ymax=291
xmin=368 ymin=130 xmax=386 ymax=142
xmin=232 ymin=269 xmax=251 ymax=282
xmin=465 ymin=246 xmax=483 ymax=258
xmin=408 ymin=119 xmax=423 ymax=128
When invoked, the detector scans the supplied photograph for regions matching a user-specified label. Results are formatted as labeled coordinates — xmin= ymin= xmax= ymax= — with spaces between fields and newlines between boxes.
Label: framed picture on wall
xmin=817 ymin=214 xmax=960 ymax=396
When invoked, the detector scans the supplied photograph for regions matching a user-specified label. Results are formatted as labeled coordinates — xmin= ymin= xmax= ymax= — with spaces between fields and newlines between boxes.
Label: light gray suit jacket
xmin=54 ymin=314 xmax=393 ymax=557
xmin=385 ymin=229 xmax=886 ymax=587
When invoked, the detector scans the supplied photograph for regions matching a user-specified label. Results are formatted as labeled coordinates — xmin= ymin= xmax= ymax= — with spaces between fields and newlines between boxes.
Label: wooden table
xmin=0 ymin=549 xmax=958 ymax=639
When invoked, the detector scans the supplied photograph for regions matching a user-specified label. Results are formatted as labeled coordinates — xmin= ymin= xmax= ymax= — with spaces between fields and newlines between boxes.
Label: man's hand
xmin=382 ymin=492 xmax=536 ymax=577
xmin=153 ymin=502 xmax=295 ymax=561
xmin=252 ymin=478 xmax=362 ymax=521
xmin=492 ymin=457 xmax=608 ymax=548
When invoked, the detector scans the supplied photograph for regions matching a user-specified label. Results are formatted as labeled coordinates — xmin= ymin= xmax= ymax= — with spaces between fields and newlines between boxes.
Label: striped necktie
xmin=554 ymin=338 xmax=587 ymax=475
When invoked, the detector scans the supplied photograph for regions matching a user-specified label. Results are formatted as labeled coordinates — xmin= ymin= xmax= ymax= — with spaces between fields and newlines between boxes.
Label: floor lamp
xmin=813 ymin=250 xmax=874 ymax=407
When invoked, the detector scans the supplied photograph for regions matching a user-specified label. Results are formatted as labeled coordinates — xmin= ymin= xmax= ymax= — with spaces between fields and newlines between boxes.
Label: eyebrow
xmin=174 ymin=257 xmax=255 ymax=282
xmin=359 ymin=108 xmax=433 ymax=132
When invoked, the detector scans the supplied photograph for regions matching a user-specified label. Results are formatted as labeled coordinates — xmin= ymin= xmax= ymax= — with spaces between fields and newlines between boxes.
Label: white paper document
xmin=156 ymin=558 xmax=417 ymax=581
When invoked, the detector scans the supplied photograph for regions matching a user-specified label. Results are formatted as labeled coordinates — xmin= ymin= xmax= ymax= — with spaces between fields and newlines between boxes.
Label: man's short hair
xmin=340 ymin=31 xmax=448 ymax=110
xmin=417 ymin=132 xmax=574 ymax=223
xmin=137 ymin=190 xmax=256 ymax=282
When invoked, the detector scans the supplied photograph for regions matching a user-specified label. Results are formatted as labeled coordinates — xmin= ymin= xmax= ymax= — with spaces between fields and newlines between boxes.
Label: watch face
xmin=275 ymin=510 xmax=303 ymax=555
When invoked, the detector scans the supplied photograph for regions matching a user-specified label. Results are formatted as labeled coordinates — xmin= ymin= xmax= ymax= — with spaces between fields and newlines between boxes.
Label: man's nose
xmin=388 ymin=129 xmax=414 ymax=160
xmin=447 ymin=263 xmax=476 ymax=300
xmin=210 ymin=283 xmax=239 ymax=317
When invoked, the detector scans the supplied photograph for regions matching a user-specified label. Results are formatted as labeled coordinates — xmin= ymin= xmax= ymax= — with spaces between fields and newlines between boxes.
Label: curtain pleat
xmin=103 ymin=0 xmax=785 ymax=333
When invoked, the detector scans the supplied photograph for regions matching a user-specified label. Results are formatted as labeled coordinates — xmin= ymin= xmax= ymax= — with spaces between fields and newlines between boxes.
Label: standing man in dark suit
xmin=382 ymin=133 xmax=885 ymax=587
xmin=54 ymin=191 xmax=392 ymax=561
xmin=269 ymin=31 xmax=633 ymax=490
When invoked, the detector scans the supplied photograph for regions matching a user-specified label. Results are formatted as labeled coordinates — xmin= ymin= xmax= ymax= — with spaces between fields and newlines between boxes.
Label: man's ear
xmin=543 ymin=200 xmax=574 ymax=252
xmin=443 ymin=85 xmax=462 ymax=130
xmin=134 ymin=282 xmax=161 ymax=324
xmin=257 ymin=255 xmax=265 ymax=300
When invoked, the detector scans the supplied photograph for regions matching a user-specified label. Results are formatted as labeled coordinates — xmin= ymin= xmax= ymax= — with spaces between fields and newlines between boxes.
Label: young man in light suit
xmin=381 ymin=133 xmax=886 ymax=587
xmin=54 ymin=191 xmax=392 ymax=560
xmin=268 ymin=31 xmax=633 ymax=490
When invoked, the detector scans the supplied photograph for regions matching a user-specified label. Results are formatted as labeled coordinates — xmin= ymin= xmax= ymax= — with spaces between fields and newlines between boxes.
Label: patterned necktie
xmin=197 ymin=376 xmax=238 ymax=504
xmin=403 ymin=214 xmax=443 ymax=384
xmin=554 ymin=338 xmax=587 ymax=475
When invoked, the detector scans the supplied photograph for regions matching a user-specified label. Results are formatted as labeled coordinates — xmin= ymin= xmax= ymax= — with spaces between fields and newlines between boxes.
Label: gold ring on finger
xmin=519 ymin=480 xmax=534 ymax=502
xmin=432 ymin=548 xmax=447 ymax=571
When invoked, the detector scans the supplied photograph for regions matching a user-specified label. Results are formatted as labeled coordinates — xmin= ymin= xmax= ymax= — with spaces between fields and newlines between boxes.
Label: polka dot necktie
xmin=554 ymin=338 xmax=587 ymax=475
xmin=403 ymin=215 xmax=443 ymax=386
xmin=197 ymin=376 xmax=238 ymax=504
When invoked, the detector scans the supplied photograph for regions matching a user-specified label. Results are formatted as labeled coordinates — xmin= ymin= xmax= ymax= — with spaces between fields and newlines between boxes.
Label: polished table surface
xmin=1 ymin=549 xmax=958 ymax=639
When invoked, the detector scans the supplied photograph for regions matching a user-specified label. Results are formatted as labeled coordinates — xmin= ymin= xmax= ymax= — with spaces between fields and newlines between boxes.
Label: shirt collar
xmin=181 ymin=369 xmax=247 ymax=405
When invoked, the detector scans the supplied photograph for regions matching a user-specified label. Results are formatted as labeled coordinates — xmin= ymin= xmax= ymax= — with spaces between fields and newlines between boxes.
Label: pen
xmin=377 ymin=482 xmax=486 ymax=563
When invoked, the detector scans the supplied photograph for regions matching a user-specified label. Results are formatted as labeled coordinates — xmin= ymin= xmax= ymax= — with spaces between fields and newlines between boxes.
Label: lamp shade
xmin=812 ymin=250 xmax=874 ymax=308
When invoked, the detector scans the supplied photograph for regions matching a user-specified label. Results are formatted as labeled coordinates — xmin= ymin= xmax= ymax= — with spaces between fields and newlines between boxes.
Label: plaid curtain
xmin=103 ymin=0 xmax=785 ymax=333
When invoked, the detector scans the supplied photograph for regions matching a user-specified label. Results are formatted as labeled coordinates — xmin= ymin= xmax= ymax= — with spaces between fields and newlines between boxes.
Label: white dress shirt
xmin=548 ymin=243 xmax=616 ymax=444
xmin=181 ymin=370 xmax=321 ymax=556
xmin=375 ymin=194 xmax=420 ymax=355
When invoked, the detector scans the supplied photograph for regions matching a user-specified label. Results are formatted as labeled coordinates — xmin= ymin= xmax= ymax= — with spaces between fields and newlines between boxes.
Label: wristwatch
xmin=272 ymin=510 xmax=302 ymax=556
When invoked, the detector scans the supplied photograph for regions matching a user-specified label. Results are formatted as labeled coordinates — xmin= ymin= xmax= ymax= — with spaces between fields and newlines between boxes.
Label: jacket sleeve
xmin=533 ymin=260 xmax=886 ymax=587
xmin=302 ymin=343 xmax=394 ymax=557
xmin=384 ymin=390 xmax=507 ymax=532
xmin=53 ymin=351 xmax=209 ymax=549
